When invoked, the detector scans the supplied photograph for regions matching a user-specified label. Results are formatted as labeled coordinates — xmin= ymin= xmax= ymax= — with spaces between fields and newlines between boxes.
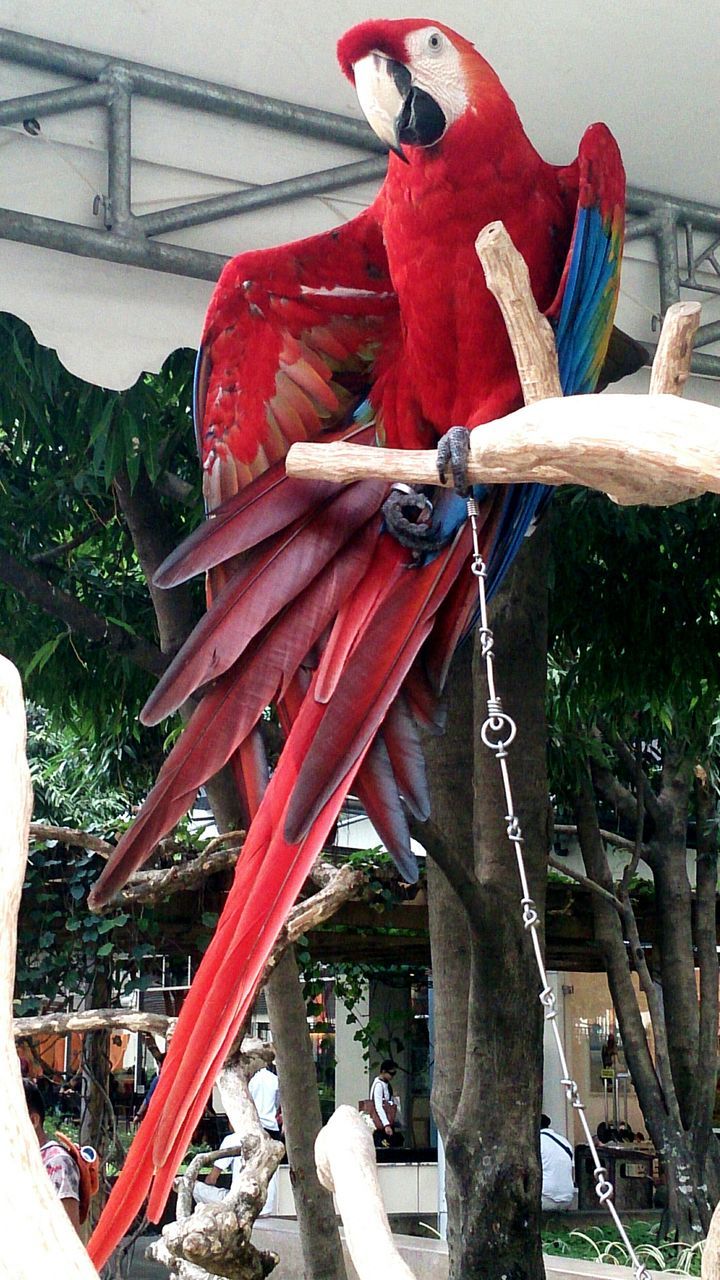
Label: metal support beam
xmin=0 ymin=206 xmax=227 ymax=280
xmin=0 ymin=80 xmax=111 ymax=127
xmin=134 ymin=157 xmax=388 ymax=236
xmin=0 ymin=27 xmax=385 ymax=152
xmin=105 ymin=70 xmax=133 ymax=234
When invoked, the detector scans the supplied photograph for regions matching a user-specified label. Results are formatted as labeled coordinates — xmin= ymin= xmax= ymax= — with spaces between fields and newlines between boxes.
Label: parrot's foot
xmin=437 ymin=426 xmax=471 ymax=496
xmin=383 ymin=485 xmax=438 ymax=551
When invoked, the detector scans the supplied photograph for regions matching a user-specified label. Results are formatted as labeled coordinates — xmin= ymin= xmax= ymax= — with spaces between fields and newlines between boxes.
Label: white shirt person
xmin=540 ymin=1114 xmax=574 ymax=1210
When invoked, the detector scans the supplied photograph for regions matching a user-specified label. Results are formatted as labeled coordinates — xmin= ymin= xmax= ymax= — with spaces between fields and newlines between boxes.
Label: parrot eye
xmin=426 ymin=30 xmax=443 ymax=55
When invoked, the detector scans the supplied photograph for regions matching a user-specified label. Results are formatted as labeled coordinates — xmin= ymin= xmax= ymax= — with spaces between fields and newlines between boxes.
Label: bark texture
xmin=424 ymin=526 xmax=550 ymax=1280
xmin=265 ymin=947 xmax=348 ymax=1280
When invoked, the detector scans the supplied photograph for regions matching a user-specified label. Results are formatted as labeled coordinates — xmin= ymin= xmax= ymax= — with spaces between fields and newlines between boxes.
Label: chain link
xmin=466 ymin=498 xmax=650 ymax=1280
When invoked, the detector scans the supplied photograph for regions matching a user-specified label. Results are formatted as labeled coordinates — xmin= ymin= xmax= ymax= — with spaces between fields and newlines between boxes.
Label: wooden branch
xmin=649 ymin=300 xmax=701 ymax=396
xmin=150 ymin=1053 xmax=282 ymax=1280
xmin=264 ymin=863 xmax=365 ymax=974
xmin=476 ymin=219 xmax=562 ymax=404
xmin=29 ymin=821 xmax=114 ymax=857
xmin=288 ymin=392 xmax=718 ymax=506
xmin=702 ymin=1197 xmax=720 ymax=1280
xmin=315 ymin=1106 xmax=416 ymax=1280
xmin=547 ymin=853 xmax=623 ymax=915
xmin=553 ymin=823 xmax=647 ymax=856
xmin=0 ymin=656 xmax=98 ymax=1280
xmin=14 ymin=1009 xmax=175 ymax=1041
xmin=287 ymin=222 xmax=710 ymax=511
xmin=116 ymin=843 xmax=244 ymax=905
xmin=0 ymin=547 xmax=166 ymax=678
xmin=16 ymin=867 xmax=364 ymax=1048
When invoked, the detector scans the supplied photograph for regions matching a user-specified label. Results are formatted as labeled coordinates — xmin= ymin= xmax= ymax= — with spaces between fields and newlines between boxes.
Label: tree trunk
xmin=423 ymin=640 xmax=474 ymax=1142
xmin=79 ymin=964 xmax=113 ymax=1232
xmin=574 ymin=771 xmax=712 ymax=1238
xmin=423 ymin=527 xmax=549 ymax=1280
xmin=693 ymin=774 xmax=720 ymax=1205
xmin=264 ymin=947 xmax=348 ymax=1280
xmin=650 ymin=750 xmax=699 ymax=1126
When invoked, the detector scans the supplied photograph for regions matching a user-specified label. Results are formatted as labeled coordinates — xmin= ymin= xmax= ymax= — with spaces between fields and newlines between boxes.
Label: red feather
xmin=141 ymin=481 xmax=388 ymax=726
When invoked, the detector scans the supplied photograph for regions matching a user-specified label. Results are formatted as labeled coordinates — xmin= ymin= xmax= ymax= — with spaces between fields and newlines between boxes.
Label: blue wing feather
xmin=483 ymin=124 xmax=625 ymax=595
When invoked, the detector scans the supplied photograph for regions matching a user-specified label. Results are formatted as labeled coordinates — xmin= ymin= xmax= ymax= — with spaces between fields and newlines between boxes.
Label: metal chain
xmin=467 ymin=497 xmax=649 ymax=1280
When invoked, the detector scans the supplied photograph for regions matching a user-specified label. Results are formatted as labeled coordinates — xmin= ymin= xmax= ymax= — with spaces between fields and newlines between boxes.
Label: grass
xmin=542 ymin=1221 xmax=704 ymax=1275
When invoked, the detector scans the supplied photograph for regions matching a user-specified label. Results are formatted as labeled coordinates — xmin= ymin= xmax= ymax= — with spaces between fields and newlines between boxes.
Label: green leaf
xmin=24 ymin=632 xmax=67 ymax=679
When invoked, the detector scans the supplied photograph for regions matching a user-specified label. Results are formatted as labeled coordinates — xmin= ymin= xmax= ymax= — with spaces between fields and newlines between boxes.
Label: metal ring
xmin=481 ymin=712 xmax=517 ymax=752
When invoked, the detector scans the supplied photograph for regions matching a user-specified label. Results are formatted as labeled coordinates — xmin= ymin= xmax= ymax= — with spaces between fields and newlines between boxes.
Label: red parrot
xmin=88 ymin=18 xmax=640 ymax=1267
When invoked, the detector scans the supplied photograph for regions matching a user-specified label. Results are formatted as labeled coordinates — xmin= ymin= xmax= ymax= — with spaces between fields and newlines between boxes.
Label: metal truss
xmin=1 ymin=28 xmax=719 ymax=375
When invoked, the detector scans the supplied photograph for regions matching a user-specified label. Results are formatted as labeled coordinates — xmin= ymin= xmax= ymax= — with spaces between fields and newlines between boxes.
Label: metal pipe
xmin=0 ymin=206 xmax=227 ymax=281
xmin=692 ymin=319 xmax=720 ymax=350
xmin=624 ymin=212 xmax=662 ymax=242
xmin=643 ymin=344 xmax=720 ymax=378
xmin=136 ymin=156 xmax=387 ymax=236
xmin=0 ymin=80 xmax=111 ymax=127
xmin=627 ymin=186 xmax=720 ymax=235
xmin=655 ymin=209 xmax=681 ymax=315
xmin=105 ymin=71 xmax=133 ymax=234
xmin=0 ymin=27 xmax=384 ymax=153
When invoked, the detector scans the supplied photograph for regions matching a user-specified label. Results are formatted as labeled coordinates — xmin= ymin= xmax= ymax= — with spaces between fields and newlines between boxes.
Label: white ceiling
xmin=0 ymin=0 xmax=718 ymax=388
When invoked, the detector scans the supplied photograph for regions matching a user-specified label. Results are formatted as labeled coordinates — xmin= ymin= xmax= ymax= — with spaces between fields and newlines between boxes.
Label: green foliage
xmin=0 ymin=311 xmax=200 ymax=735
xmin=542 ymin=1221 xmax=703 ymax=1275
xmin=548 ymin=488 xmax=720 ymax=795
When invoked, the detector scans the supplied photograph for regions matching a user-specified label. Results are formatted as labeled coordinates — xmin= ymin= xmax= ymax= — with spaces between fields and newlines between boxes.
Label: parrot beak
xmin=353 ymin=53 xmax=448 ymax=158
xmin=352 ymin=52 xmax=411 ymax=161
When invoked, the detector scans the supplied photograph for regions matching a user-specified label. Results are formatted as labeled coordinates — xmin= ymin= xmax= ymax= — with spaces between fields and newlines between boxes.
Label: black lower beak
xmin=397 ymin=87 xmax=446 ymax=149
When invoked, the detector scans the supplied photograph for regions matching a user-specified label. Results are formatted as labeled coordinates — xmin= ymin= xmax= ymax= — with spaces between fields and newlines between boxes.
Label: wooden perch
xmin=0 ymin=655 xmax=98 ymax=1280
xmin=286 ymin=221 xmax=710 ymax=508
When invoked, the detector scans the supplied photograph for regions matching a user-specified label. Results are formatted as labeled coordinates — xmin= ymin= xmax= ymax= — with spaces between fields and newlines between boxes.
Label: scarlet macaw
xmin=88 ymin=18 xmax=640 ymax=1266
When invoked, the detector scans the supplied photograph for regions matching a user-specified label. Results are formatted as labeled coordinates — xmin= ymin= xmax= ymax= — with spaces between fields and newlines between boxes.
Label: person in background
xmin=370 ymin=1059 xmax=403 ymax=1149
xmin=248 ymin=1064 xmax=281 ymax=1141
xmin=24 ymin=1079 xmax=81 ymax=1235
xmin=194 ymin=1065 xmax=282 ymax=1215
xmin=192 ymin=1132 xmax=245 ymax=1205
xmin=248 ymin=1063 xmax=281 ymax=1213
xmin=540 ymin=1113 xmax=574 ymax=1211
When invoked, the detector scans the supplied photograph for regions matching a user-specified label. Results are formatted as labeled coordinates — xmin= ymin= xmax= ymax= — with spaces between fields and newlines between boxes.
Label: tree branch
xmin=16 ymin=864 xmax=366 ymax=1044
xmin=411 ymin=815 xmax=486 ymax=925
xmin=14 ymin=1009 xmax=174 ymax=1041
xmin=547 ymin=853 xmax=623 ymax=914
xmin=113 ymin=466 xmax=197 ymax=657
xmin=612 ymin=733 xmax=662 ymax=828
xmin=29 ymin=527 xmax=98 ymax=565
xmin=116 ymin=843 xmax=244 ymax=905
xmin=554 ymin=822 xmax=650 ymax=856
xmin=29 ymin=822 xmax=114 ymax=857
xmin=0 ymin=547 xmax=166 ymax=679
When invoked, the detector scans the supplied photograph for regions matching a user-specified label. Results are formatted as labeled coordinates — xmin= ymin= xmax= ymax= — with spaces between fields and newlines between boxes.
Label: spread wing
xmin=194 ymin=203 xmax=398 ymax=511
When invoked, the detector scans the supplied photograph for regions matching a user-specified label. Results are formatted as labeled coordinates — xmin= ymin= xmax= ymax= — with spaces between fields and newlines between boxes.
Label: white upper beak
xmin=352 ymin=52 xmax=407 ymax=155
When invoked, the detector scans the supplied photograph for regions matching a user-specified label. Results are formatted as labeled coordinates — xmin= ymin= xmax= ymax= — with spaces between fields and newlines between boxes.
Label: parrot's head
xmin=338 ymin=18 xmax=513 ymax=159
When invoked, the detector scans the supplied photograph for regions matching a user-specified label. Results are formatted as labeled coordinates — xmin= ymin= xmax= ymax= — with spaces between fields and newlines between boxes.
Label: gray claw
xmin=437 ymin=426 xmax=471 ymax=496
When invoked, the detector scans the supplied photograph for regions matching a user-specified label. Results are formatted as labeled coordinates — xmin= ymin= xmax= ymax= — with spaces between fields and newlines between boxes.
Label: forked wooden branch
xmin=148 ymin=1048 xmax=281 ymax=1280
xmin=0 ymin=655 xmax=99 ymax=1280
xmin=287 ymin=222 xmax=710 ymax=507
